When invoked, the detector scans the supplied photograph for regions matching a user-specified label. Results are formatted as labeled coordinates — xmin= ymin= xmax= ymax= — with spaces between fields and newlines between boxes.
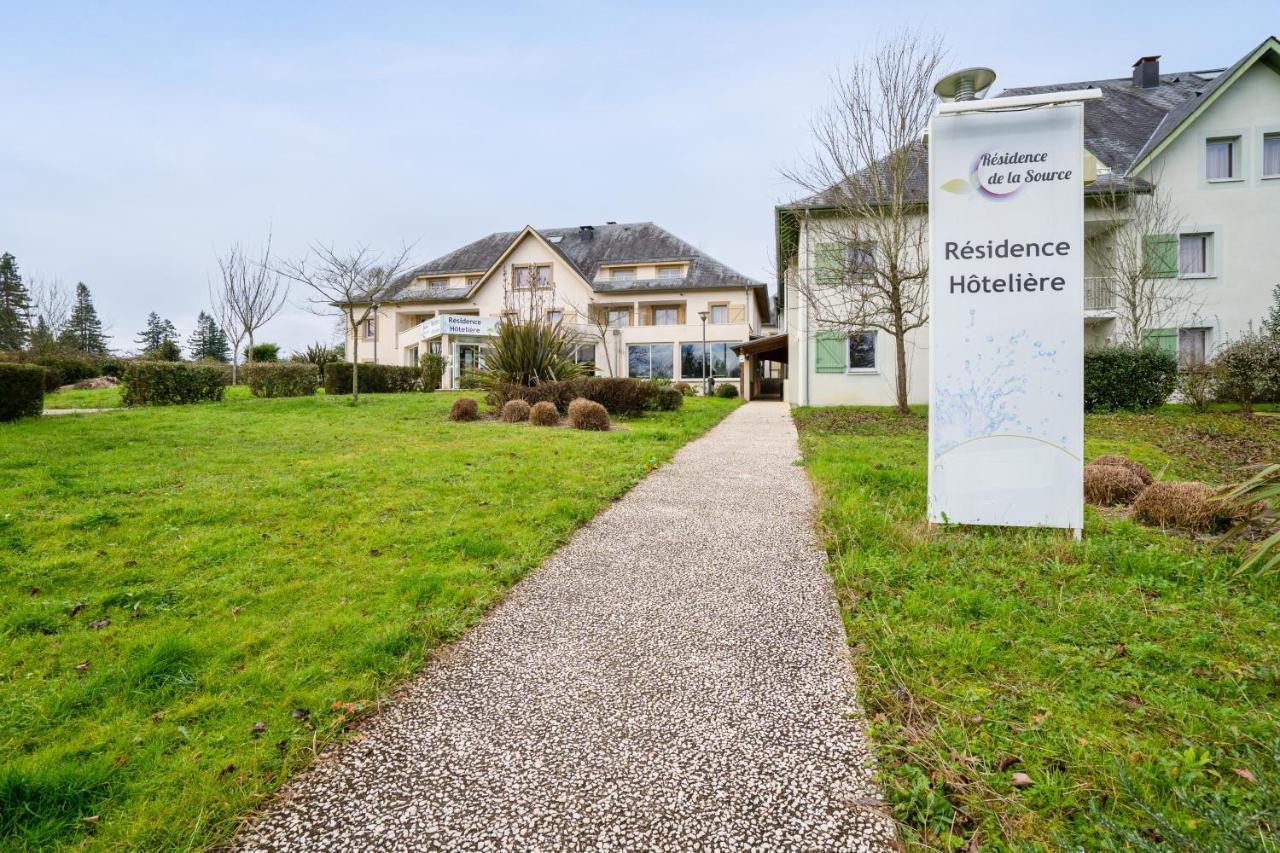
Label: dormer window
xmin=1206 ymin=136 xmax=1239 ymax=180
xmin=656 ymin=264 xmax=684 ymax=279
xmin=611 ymin=267 xmax=637 ymax=281
xmin=427 ymin=278 xmax=448 ymax=292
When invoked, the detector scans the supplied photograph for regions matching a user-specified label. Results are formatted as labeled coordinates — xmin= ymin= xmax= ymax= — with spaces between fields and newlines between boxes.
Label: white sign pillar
xmin=927 ymin=101 xmax=1086 ymax=533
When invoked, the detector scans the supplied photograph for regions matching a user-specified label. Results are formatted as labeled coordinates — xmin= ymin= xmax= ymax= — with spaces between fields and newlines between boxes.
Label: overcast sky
xmin=1 ymin=1 xmax=1268 ymax=353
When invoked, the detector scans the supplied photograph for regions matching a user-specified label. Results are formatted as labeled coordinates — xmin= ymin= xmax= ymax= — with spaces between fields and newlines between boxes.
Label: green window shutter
xmin=1142 ymin=234 xmax=1178 ymax=278
xmin=815 ymin=243 xmax=844 ymax=285
xmin=814 ymin=332 xmax=846 ymax=373
xmin=1142 ymin=327 xmax=1177 ymax=357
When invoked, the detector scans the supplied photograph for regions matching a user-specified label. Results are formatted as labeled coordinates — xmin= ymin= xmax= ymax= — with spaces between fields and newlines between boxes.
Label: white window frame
xmin=1178 ymin=233 xmax=1213 ymax=278
xmin=846 ymin=330 xmax=877 ymax=373
xmin=611 ymin=267 xmax=637 ymax=281
xmin=1263 ymin=132 xmax=1280 ymax=180
xmin=709 ymin=303 xmax=729 ymax=325
xmin=363 ymin=318 xmax=376 ymax=339
xmin=656 ymin=264 xmax=684 ymax=279
xmin=1205 ymin=135 xmax=1241 ymax=182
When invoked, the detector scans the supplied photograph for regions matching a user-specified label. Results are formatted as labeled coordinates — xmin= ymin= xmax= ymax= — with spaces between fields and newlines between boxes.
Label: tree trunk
xmin=893 ymin=330 xmax=909 ymax=415
xmin=350 ymin=316 xmax=360 ymax=404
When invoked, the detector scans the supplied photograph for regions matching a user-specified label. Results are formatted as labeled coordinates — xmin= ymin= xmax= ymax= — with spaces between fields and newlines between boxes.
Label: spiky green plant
xmin=1219 ymin=462 xmax=1280 ymax=573
xmin=473 ymin=317 xmax=584 ymax=390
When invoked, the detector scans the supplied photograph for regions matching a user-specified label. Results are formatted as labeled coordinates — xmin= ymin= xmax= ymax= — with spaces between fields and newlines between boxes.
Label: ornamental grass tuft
xmin=1084 ymin=464 xmax=1146 ymax=506
xmin=448 ymin=397 xmax=479 ymax=422
xmin=567 ymin=398 xmax=610 ymax=431
xmin=1089 ymin=454 xmax=1154 ymax=486
xmin=528 ymin=401 xmax=560 ymax=426
xmin=500 ymin=399 xmax=530 ymax=423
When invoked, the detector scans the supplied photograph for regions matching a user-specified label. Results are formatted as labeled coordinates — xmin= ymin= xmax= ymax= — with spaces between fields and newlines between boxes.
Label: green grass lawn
xmin=0 ymin=391 xmax=739 ymax=850
xmin=794 ymin=406 xmax=1280 ymax=851
xmin=42 ymin=386 xmax=125 ymax=409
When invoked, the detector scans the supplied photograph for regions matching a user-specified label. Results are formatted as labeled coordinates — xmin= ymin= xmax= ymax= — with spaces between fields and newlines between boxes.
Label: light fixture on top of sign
xmin=932 ymin=67 xmax=998 ymax=102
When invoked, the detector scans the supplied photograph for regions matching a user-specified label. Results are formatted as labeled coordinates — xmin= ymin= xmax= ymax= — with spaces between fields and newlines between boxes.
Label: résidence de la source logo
xmin=944 ymin=239 xmax=1073 ymax=296
xmin=940 ymin=149 xmax=1075 ymax=201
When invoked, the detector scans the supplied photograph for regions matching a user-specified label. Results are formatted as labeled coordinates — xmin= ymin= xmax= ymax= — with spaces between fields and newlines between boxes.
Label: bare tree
xmin=210 ymin=278 xmax=248 ymax=384
xmin=276 ymin=244 xmax=414 ymax=402
xmin=782 ymin=27 xmax=947 ymax=414
xmin=213 ymin=235 xmax=288 ymax=379
xmin=26 ymin=274 xmax=72 ymax=342
xmin=563 ymin=297 xmax=617 ymax=376
xmin=1086 ymin=179 xmax=1196 ymax=348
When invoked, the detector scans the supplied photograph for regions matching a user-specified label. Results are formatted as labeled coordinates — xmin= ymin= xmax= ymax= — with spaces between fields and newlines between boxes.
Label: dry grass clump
xmin=499 ymin=399 xmax=530 ymax=423
xmin=447 ymin=397 xmax=479 ymax=422
xmin=1090 ymin=454 xmax=1154 ymax=486
xmin=567 ymin=398 xmax=610 ymax=431
xmin=1084 ymin=464 xmax=1146 ymax=506
xmin=528 ymin=400 xmax=560 ymax=427
xmin=1131 ymin=481 xmax=1255 ymax=531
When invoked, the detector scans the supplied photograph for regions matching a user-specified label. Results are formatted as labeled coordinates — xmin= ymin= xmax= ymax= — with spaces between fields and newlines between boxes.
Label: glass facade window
xmin=628 ymin=344 xmax=673 ymax=379
xmin=680 ymin=342 xmax=741 ymax=379
xmin=848 ymin=332 xmax=876 ymax=370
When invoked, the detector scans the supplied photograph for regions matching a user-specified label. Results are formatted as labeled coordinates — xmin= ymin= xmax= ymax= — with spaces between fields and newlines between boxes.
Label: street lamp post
xmin=698 ymin=310 xmax=710 ymax=396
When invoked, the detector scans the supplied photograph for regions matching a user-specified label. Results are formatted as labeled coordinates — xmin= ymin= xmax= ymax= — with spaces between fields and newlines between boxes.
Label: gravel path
xmin=235 ymin=402 xmax=893 ymax=852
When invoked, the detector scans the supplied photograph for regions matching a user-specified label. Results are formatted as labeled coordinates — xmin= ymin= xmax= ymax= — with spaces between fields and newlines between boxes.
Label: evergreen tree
xmin=30 ymin=316 xmax=56 ymax=351
xmin=58 ymin=282 xmax=110 ymax=354
xmin=135 ymin=312 xmax=179 ymax=354
xmin=1263 ymin=284 xmax=1280 ymax=339
xmin=0 ymin=252 xmax=32 ymax=351
xmin=186 ymin=311 xmax=229 ymax=361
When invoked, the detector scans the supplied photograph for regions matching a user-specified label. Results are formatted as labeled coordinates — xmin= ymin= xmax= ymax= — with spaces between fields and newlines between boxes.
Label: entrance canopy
xmin=731 ymin=333 xmax=788 ymax=363
xmin=405 ymin=314 xmax=500 ymax=343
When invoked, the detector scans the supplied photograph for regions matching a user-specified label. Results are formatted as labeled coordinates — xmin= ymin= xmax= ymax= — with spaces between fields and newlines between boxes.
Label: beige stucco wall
xmin=347 ymin=230 xmax=764 ymax=389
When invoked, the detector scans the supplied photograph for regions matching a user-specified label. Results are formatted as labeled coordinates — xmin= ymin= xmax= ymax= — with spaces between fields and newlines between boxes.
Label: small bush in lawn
xmin=245 ymin=362 xmax=319 ymax=398
xmin=1084 ymin=464 xmax=1146 ymax=506
xmin=323 ymin=363 xmax=422 ymax=395
xmin=1089 ymin=454 xmax=1154 ymax=486
xmin=1131 ymin=481 xmax=1253 ymax=531
xmin=650 ymin=384 xmax=683 ymax=411
xmin=121 ymin=361 xmax=227 ymax=406
xmin=1213 ymin=334 xmax=1280 ymax=414
xmin=674 ymin=382 xmax=696 ymax=397
xmin=499 ymin=399 xmax=530 ymax=423
xmin=1176 ymin=364 xmax=1216 ymax=412
xmin=420 ymin=353 xmax=446 ymax=391
xmin=714 ymin=383 xmax=739 ymax=399
xmin=529 ymin=401 xmax=560 ymax=426
xmin=1084 ymin=346 xmax=1177 ymax=412
xmin=568 ymin=398 xmax=610 ymax=431
xmin=0 ymin=363 xmax=45 ymax=421
xmin=448 ymin=397 xmax=479 ymax=422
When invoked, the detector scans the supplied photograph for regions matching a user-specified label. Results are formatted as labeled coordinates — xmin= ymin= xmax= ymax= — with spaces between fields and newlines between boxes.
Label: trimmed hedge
xmin=713 ymin=383 xmax=739 ymax=399
xmin=486 ymin=377 xmax=659 ymax=416
xmin=1084 ymin=346 xmax=1177 ymax=412
xmin=121 ymin=361 xmax=227 ymax=406
xmin=651 ymin=384 xmax=684 ymax=411
xmin=33 ymin=354 xmax=99 ymax=386
xmin=0 ymin=363 xmax=45 ymax=421
xmin=323 ymin=362 xmax=422 ymax=395
xmin=246 ymin=362 xmax=320 ymax=398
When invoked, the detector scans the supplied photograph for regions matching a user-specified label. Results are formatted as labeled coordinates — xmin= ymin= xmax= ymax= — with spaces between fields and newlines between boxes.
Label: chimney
xmin=579 ymin=225 xmax=595 ymax=241
xmin=1132 ymin=55 xmax=1161 ymax=89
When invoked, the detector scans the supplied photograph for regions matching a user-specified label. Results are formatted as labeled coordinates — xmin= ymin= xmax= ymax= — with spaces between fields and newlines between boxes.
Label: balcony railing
xmin=1085 ymin=277 xmax=1116 ymax=311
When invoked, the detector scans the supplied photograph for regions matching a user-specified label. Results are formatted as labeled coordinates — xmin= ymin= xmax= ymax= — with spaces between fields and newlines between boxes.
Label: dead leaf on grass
xmin=251 ymin=721 xmax=266 ymax=736
xmin=1010 ymin=772 xmax=1034 ymax=788
xmin=75 ymin=660 xmax=89 ymax=673
xmin=90 ymin=618 xmax=111 ymax=630
xmin=997 ymin=755 xmax=1021 ymax=772
xmin=69 ymin=601 xmax=87 ymax=617
xmin=1234 ymin=768 xmax=1258 ymax=783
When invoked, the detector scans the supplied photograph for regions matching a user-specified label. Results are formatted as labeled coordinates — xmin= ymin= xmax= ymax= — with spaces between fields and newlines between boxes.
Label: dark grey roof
xmin=782 ymin=39 xmax=1280 ymax=211
xmin=1000 ymin=68 xmax=1223 ymax=171
xmin=379 ymin=222 xmax=763 ymax=303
